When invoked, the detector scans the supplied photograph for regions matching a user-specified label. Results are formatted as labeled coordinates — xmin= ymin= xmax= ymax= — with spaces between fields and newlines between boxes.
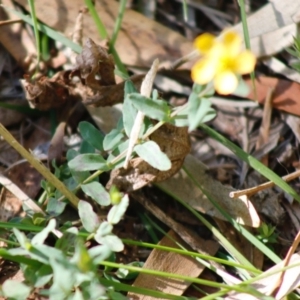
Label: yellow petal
xmin=221 ymin=30 xmax=241 ymax=57
xmin=214 ymin=71 xmax=238 ymax=95
xmin=194 ymin=33 xmax=216 ymax=54
xmin=191 ymin=58 xmax=217 ymax=85
xmin=232 ymin=50 xmax=256 ymax=74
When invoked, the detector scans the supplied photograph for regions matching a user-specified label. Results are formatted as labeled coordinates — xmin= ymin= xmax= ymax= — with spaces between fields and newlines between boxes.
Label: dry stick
xmin=0 ymin=124 xmax=80 ymax=208
xmin=123 ymin=58 xmax=160 ymax=169
xmin=0 ymin=173 xmax=45 ymax=215
xmin=230 ymin=169 xmax=300 ymax=199
xmin=0 ymin=18 xmax=22 ymax=26
xmin=268 ymin=229 xmax=300 ymax=297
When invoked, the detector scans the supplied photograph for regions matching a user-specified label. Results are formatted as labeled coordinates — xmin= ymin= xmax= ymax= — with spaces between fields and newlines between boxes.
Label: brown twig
xmin=0 ymin=18 xmax=22 ymax=26
xmin=230 ymin=169 xmax=300 ymax=199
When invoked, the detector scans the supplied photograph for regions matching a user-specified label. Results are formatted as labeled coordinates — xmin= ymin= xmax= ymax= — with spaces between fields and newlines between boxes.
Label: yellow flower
xmin=191 ymin=30 xmax=256 ymax=95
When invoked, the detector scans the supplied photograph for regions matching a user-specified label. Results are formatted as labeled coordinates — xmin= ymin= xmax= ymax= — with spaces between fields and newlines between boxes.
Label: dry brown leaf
xmin=74 ymin=38 xmax=115 ymax=86
xmin=69 ymin=38 xmax=144 ymax=107
xmin=245 ymin=76 xmax=300 ymax=117
xmin=13 ymin=0 xmax=195 ymax=69
xmin=158 ymin=155 xmax=260 ymax=227
xmin=47 ymin=121 xmax=66 ymax=167
xmin=24 ymin=72 xmax=72 ymax=110
xmin=107 ymin=124 xmax=190 ymax=192
xmin=128 ymin=230 xmax=209 ymax=299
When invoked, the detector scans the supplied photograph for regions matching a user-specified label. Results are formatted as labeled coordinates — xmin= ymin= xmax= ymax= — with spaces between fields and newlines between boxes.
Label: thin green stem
xmin=28 ymin=0 xmax=40 ymax=72
xmin=123 ymin=237 xmax=259 ymax=274
xmin=84 ymin=0 xmax=128 ymax=76
xmin=110 ymin=0 xmax=127 ymax=47
xmin=99 ymin=261 xmax=267 ymax=297
xmin=84 ymin=0 xmax=108 ymax=39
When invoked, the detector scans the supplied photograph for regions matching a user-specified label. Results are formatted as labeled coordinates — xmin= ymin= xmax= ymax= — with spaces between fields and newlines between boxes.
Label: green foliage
xmin=68 ymin=153 xmax=109 ymax=172
xmin=103 ymin=128 xmax=125 ymax=151
xmin=256 ymin=223 xmax=278 ymax=245
xmin=2 ymin=280 xmax=31 ymax=300
xmin=78 ymin=200 xmax=100 ymax=233
xmin=81 ymin=182 xmax=111 ymax=206
xmin=107 ymin=194 xmax=129 ymax=224
xmin=134 ymin=141 xmax=171 ymax=171
xmin=123 ymin=81 xmax=139 ymax=136
xmin=79 ymin=121 xmax=104 ymax=152
xmin=116 ymin=261 xmax=144 ymax=280
xmin=287 ymin=35 xmax=300 ymax=72
xmin=128 ymin=93 xmax=172 ymax=121
xmin=187 ymin=83 xmax=216 ymax=131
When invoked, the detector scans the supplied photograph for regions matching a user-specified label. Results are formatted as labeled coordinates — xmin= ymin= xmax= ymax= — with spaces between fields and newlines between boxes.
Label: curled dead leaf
xmin=24 ymin=72 xmax=71 ymax=110
xmin=75 ymin=38 xmax=115 ymax=86
xmin=70 ymin=38 xmax=144 ymax=106
xmin=107 ymin=123 xmax=190 ymax=192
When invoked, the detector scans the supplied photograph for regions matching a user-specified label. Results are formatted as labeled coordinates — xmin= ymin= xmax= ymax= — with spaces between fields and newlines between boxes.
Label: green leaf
xmin=13 ymin=228 xmax=29 ymax=249
xmin=79 ymin=121 xmax=104 ymax=152
xmin=116 ymin=261 xmax=143 ymax=280
xmin=78 ymin=200 xmax=100 ymax=233
xmin=2 ymin=280 xmax=31 ymax=300
xmin=26 ymin=264 xmax=53 ymax=288
xmin=48 ymin=258 xmax=76 ymax=299
xmin=81 ymin=280 xmax=106 ymax=300
xmin=31 ymin=219 xmax=56 ymax=245
xmin=170 ymin=105 xmax=189 ymax=127
xmin=55 ymin=227 xmax=78 ymax=254
xmin=72 ymin=240 xmax=93 ymax=273
xmin=188 ymin=93 xmax=215 ymax=131
xmin=22 ymin=244 xmax=65 ymax=265
xmin=79 ymin=140 xmax=95 ymax=154
xmin=123 ymin=81 xmax=138 ymax=137
xmin=129 ymin=94 xmax=171 ymax=121
xmin=81 ymin=182 xmax=111 ymax=206
xmin=96 ymin=221 xmax=113 ymax=237
xmin=67 ymin=150 xmax=90 ymax=183
xmin=107 ymin=194 xmax=129 ymax=224
xmin=88 ymin=245 xmax=111 ymax=263
xmin=134 ymin=141 xmax=171 ymax=171
xmin=95 ymin=234 xmax=124 ymax=252
xmin=103 ymin=129 xmax=124 ymax=151
xmin=46 ymin=197 xmax=67 ymax=216
xmin=70 ymin=289 xmax=84 ymax=300
xmin=68 ymin=153 xmax=108 ymax=172
xmin=94 ymin=222 xmax=124 ymax=252
xmin=107 ymin=140 xmax=129 ymax=169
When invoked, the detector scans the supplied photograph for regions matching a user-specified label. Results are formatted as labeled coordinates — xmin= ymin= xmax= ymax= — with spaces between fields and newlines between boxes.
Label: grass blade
xmin=2 ymin=5 xmax=81 ymax=53
xmin=200 ymin=124 xmax=300 ymax=203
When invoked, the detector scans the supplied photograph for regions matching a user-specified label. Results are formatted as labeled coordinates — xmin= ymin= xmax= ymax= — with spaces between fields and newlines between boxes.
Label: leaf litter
xmin=2 ymin=0 xmax=300 ymax=299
